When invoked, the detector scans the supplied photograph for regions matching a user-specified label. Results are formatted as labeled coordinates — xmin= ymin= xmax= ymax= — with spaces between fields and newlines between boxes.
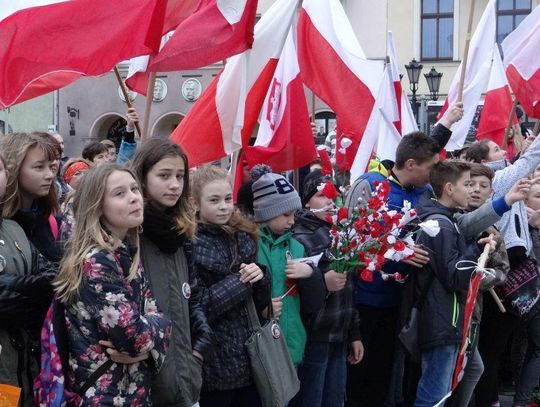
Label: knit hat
xmin=301 ymin=169 xmax=332 ymax=206
xmin=252 ymin=172 xmax=301 ymax=222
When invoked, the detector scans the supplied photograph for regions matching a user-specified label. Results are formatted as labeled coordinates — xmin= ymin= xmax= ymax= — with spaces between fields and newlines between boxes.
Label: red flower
xmin=354 ymin=218 xmax=366 ymax=232
xmin=394 ymin=241 xmax=406 ymax=252
xmin=394 ymin=273 xmax=403 ymax=282
xmin=320 ymin=181 xmax=339 ymax=200
xmin=370 ymin=222 xmax=385 ymax=238
xmin=360 ymin=270 xmax=373 ymax=282
xmin=337 ymin=207 xmax=348 ymax=222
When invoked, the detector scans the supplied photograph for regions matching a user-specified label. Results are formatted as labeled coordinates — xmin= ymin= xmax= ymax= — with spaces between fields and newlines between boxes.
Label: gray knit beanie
xmin=252 ymin=173 xmax=302 ymax=222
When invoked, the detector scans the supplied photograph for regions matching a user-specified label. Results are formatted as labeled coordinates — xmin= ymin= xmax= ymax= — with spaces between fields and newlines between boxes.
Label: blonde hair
xmin=191 ymin=165 xmax=258 ymax=241
xmin=54 ymin=164 xmax=141 ymax=303
xmin=0 ymin=133 xmax=59 ymax=218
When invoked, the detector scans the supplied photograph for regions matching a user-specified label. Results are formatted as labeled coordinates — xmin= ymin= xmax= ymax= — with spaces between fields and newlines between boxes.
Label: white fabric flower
xmin=419 ymin=219 xmax=440 ymax=237
xmin=99 ymin=305 xmax=120 ymax=328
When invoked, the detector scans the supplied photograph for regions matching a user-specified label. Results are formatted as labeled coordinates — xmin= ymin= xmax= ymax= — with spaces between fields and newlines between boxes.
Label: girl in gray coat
xmin=130 ymin=140 xmax=212 ymax=407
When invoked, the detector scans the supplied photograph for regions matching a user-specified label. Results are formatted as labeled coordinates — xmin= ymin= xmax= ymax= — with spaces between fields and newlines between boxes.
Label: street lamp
xmin=405 ymin=58 xmax=423 ymax=120
xmin=424 ymin=67 xmax=443 ymax=101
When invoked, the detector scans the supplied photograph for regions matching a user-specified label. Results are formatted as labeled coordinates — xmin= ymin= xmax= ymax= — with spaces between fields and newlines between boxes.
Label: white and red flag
xmin=477 ymin=46 xmax=517 ymax=147
xmin=297 ymin=0 xmax=384 ymax=171
xmin=0 ymin=0 xmax=166 ymax=108
xmin=387 ymin=31 xmax=418 ymax=136
xmin=245 ymin=29 xmax=316 ymax=172
xmin=439 ymin=0 xmax=496 ymax=151
xmin=149 ymin=0 xmax=258 ymax=72
xmin=170 ymin=0 xmax=299 ymax=167
xmin=125 ymin=0 xmax=203 ymax=96
xmin=502 ymin=4 xmax=540 ymax=119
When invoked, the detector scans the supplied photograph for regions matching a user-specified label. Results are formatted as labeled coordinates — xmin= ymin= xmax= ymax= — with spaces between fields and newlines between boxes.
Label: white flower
xmin=387 ymin=235 xmax=396 ymax=244
xmin=81 ymin=326 xmax=91 ymax=336
xmin=145 ymin=299 xmax=158 ymax=314
xmin=105 ymin=292 xmax=127 ymax=303
xmin=99 ymin=305 xmax=120 ymax=328
xmin=85 ymin=387 xmax=96 ymax=398
xmin=399 ymin=210 xmax=418 ymax=227
xmin=367 ymin=261 xmax=377 ymax=271
xmin=128 ymin=382 xmax=137 ymax=395
xmin=419 ymin=219 xmax=440 ymax=237
xmin=113 ymin=396 xmax=126 ymax=406
xmin=403 ymin=234 xmax=415 ymax=247
xmin=76 ymin=302 xmax=91 ymax=320
xmin=340 ymin=137 xmax=353 ymax=149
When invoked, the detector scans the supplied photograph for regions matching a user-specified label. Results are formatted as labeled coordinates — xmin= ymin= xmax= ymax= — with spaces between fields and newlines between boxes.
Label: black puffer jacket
xmin=193 ymin=223 xmax=271 ymax=391
xmin=292 ymin=210 xmax=361 ymax=343
xmin=410 ymin=198 xmax=481 ymax=350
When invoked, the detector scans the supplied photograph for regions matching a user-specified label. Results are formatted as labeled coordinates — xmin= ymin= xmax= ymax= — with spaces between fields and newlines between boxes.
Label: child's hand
xmin=478 ymin=236 xmax=496 ymax=254
xmin=271 ymin=297 xmax=283 ymax=319
xmin=239 ymin=263 xmax=263 ymax=285
xmin=99 ymin=340 xmax=149 ymax=364
xmin=324 ymin=270 xmax=347 ymax=292
xmin=126 ymin=107 xmax=139 ymax=132
xmin=285 ymin=261 xmax=313 ymax=279
xmin=402 ymin=245 xmax=429 ymax=268
xmin=505 ymin=177 xmax=533 ymax=205
xmin=347 ymin=340 xmax=364 ymax=365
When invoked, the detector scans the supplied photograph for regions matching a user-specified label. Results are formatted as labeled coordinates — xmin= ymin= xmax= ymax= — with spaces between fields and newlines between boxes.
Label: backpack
xmin=33 ymin=299 xmax=113 ymax=406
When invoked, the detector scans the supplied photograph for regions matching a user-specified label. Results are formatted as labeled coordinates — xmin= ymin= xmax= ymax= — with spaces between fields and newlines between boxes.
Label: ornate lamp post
xmin=405 ymin=58 xmax=423 ymax=121
xmin=424 ymin=66 xmax=443 ymax=101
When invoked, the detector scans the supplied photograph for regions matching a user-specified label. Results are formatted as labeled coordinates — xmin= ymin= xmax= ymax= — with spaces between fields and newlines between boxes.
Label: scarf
xmin=143 ymin=203 xmax=185 ymax=254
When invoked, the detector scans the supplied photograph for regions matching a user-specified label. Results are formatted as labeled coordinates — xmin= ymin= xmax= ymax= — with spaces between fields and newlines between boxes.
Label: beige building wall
xmin=0 ymin=93 xmax=53 ymax=134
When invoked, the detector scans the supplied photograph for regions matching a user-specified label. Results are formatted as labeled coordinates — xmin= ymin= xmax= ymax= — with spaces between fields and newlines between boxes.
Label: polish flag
xmin=387 ymin=31 xmax=418 ymax=135
xmin=439 ymin=0 xmax=496 ymax=150
xmin=350 ymin=66 xmax=403 ymax=181
xmin=297 ymin=0 xmax=384 ymax=171
xmin=149 ymin=0 xmax=258 ymax=72
xmin=0 ymin=0 xmax=165 ymax=108
xmin=502 ymin=5 xmax=540 ymax=119
xmin=244 ymin=29 xmax=316 ymax=172
xmin=125 ymin=0 xmax=202 ymax=96
xmin=477 ymin=46 xmax=517 ymax=146
xmin=170 ymin=0 xmax=299 ymax=167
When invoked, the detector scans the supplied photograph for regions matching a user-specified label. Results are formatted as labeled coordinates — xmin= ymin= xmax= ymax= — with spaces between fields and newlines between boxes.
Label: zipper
xmin=452 ymin=292 xmax=459 ymax=327
xmin=14 ymin=240 xmax=29 ymax=274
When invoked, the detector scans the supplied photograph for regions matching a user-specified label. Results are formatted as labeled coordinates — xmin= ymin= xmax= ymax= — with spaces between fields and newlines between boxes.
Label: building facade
xmin=1 ymin=0 xmax=538 ymax=156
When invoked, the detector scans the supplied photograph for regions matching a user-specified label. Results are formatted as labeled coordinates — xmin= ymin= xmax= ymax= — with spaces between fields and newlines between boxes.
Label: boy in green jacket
xmin=252 ymin=171 xmax=326 ymax=365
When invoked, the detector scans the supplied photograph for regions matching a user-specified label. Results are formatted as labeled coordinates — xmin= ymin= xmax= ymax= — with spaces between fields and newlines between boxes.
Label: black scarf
xmin=143 ymin=203 xmax=185 ymax=254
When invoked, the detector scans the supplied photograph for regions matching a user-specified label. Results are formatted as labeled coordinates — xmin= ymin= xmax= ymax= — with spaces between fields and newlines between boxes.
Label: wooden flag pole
xmin=477 ymin=236 xmax=506 ymax=313
xmin=502 ymin=98 xmax=519 ymax=147
xmin=457 ymin=0 xmax=476 ymax=102
xmin=141 ymin=72 xmax=157 ymax=142
xmin=533 ymin=120 xmax=540 ymax=137
xmin=113 ymin=66 xmax=142 ymax=138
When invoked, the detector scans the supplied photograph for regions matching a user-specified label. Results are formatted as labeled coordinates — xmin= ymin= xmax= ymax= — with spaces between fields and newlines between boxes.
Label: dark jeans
xmin=291 ymin=341 xmax=347 ymax=407
xmin=346 ymin=305 xmax=397 ymax=407
xmin=414 ymin=344 xmax=458 ymax=407
xmin=514 ymin=314 xmax=540 ymax=405
xmin=199 ymin=385 xmax=262 ymax=407
xmin=476 ymin=293 xmax=518 ymax=407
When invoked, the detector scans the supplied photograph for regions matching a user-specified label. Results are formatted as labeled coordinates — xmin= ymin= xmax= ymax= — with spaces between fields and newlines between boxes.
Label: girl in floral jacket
xmin=53 ymin=164 xmax=171 ymax=405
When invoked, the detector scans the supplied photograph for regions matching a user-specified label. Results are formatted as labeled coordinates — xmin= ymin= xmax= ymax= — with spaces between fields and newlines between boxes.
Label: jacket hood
xmin=417 ymin=195 xmax=458 ymax=221
xmin=485 ymin=158 xmax=507 ymax=172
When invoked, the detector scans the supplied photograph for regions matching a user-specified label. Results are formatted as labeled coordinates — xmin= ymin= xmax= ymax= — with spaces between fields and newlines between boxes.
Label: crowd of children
xmin=0 ymin=101 xmax=539 ymax=407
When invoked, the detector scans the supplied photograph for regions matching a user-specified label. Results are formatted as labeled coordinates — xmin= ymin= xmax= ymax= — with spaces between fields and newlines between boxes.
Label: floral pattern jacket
xmin=65 ymin=243 xmax=171 ymax=406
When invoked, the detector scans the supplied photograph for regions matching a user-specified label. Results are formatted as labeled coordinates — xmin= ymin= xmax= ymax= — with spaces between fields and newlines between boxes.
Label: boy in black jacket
xmin=290 ymin=170 xmax=363 ymax=407
xmin=411 ymin=160 xmax=496 ymax=406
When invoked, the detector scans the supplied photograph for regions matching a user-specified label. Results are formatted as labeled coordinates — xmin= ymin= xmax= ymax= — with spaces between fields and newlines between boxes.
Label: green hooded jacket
xmin=257 ymin=226 xmax=307 ymax=364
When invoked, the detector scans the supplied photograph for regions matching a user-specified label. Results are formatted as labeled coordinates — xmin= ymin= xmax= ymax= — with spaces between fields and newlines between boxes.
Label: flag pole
xmin=457 ymin=0 xmax=476 ymax=102
xmin=533 ymin=120 xmax=540 ymax=137
xmin=141 ymin=72 xmax=157 ymax=142
xmin=113 ymin=66 xmax=142 ymax=138
xmin=502 ymin=98 xmax=519 ymax=147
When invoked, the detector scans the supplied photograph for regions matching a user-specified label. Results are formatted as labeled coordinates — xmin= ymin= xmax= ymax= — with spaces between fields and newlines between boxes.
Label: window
xmin=497 ymin=0 xmax=531 ymax=44
xmin=421 ymin=0 xmax=454 ymax=60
